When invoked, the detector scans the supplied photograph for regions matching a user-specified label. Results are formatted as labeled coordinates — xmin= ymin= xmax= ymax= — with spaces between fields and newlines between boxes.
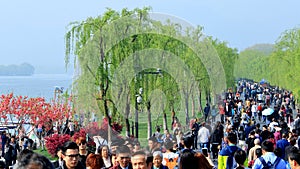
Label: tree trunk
xmin=185 ymin=94 xmax=190 ymax=126
xmin=147 ymin=101 xmax=152 ymax=139
xmin=125 ymin=99 xmax=130 ymax=137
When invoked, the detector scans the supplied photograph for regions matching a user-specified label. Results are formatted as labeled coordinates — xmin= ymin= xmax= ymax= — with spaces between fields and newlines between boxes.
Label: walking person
xmin=204 ymin=103 xmax=211 ymax=122
xmin=1 ymin=131 xmax=8 ymax=157
xmin=10 ymin=136 xmax=20 ymax=165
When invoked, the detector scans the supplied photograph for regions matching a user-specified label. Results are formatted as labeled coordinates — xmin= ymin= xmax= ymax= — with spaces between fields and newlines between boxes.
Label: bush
xmin=44 ymin=134 xmax=71 ymax=157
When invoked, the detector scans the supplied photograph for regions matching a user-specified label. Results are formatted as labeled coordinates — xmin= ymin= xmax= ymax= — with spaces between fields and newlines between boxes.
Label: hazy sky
xmin=0 ymin=0 xmax=299 ymax=73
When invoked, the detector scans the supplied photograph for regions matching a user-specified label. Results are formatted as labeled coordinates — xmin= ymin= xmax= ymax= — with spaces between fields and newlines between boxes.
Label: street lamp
xmin=135 ymin=88 xmax=143 ymax=139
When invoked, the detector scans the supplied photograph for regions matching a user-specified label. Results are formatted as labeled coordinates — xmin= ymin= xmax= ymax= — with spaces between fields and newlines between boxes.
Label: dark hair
xmin=227 ymin=132 xmax=237 ymax=144
xmin=15 ymin=152 xmax=54 ymax=169
xmin=61 ymin=141 xmax=79 ymax=154
xmin=256 ymin=148 xmax=262 ymax=157
xmin=116 ymin=145 xmax=130 ymax=155
xmin=183 ymin=136 xmax=193 ymax=148
xmin=289 ymin=137 xmax=297 ymax=146
xmin=288 ymin=148 xmax=300 ymax=165
xmin=261 ymin=140 xmax=274 ymax=152
xmin=234 ymin=149 xmax=246 ymax=165
xmin=274 ymin=148 xmax=282 ymax=157
xmin=148 ymin=137 xmax=157 ymax=143
xmin=179 ymin=149 xmax=196 ymax=169
xmin=164 ymin=140 xmax=173 ymax=150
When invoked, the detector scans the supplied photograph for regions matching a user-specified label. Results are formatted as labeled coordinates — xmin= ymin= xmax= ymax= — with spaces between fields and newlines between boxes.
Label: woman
xmin=76 ymin=136 xmax=90 ymax=168
xmin=86 ymin=153 xmax=104 ymax=169
xmin=99 ymin=145 xmax=112 ymax=169
xmin=179 ymin=149 xmax=215 ymax=169
xmin=152 ymin=151 xmax=168 ymax=169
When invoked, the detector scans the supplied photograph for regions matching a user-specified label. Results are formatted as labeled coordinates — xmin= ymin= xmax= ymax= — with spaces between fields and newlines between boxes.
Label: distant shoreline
xmin=0 ymin=63 xmax=35 ymax=76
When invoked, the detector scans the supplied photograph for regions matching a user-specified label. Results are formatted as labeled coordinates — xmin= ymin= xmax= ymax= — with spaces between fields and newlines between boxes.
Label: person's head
xmin=14 ymin=152 xmax=54 ymax=169
xmin=183 ymin=136 xmax=193 ymax=149
xmin=288 ymin=148 xmax=300 ymax=169
xmin=131 ymin=151 xmax=147 ymax=169
xmin=261 ymin=140 xmax=274 ymax=153
xmin=61 ymin=141 xmax=80 ymax=169
xmin=111 ymin=152 xmax=118 ymax=166
xmin=289 ymin=137 xmax=297 ymax=146
xmin=256 ymin=148 xmax=262 ymax=158
xmin=164 ymin=140 xmax=173 ymax=151
xmin=55 ymin=146 xmax=63 ymax=160
xmin=179 ymin=149 xmax=196 ymax=169
xmin=99 ymin=145 xmax=110 ymax=158
xmin=234 ymin=149 xmax=246 ymax=166
xmin=148 ymin=137 xmax=157 ymax=151
xmin=116 ymin=145 xmax=131 ymax=168
xmin=194 ymin=152 xmax=213 ymax=169
xmin=86 ymin=153 xmax=103 ymax=169
xmin=254 ymin=138 xmax=260 ymax=145
xmin=133 ymin=141 xmax=141 ymax=152
xmin=152 ymin=151 xmax=163 ymax=168
xmin=227 ymin=132 xmax=237 ymax=144
xmin=75 ymin=137 xmax=87 ymax=151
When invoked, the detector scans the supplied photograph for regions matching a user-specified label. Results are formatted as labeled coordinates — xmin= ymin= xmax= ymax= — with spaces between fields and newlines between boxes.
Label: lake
xmin=0 ymin=74 xmax=73 ymax=101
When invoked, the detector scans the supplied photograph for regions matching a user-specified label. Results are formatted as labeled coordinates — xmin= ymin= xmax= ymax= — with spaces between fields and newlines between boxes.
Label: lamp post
xmin=135 ymin=88 xmax=143 ymax=139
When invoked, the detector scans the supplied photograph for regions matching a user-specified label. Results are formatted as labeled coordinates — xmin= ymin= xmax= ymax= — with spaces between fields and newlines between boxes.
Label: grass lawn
xmin=34 ymin=148 xmax=57 ymax=161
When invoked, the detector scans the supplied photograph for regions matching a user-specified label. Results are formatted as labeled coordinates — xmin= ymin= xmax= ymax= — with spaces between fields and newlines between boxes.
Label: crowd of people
xmin=1 ymin=79 xmax=300 ymax=169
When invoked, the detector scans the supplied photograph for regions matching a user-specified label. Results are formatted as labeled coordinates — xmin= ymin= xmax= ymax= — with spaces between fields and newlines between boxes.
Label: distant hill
xmin=243 ymin=43 xmax=274 ymax=55
xmin=0 ymin=63 xmax=35 ymax=76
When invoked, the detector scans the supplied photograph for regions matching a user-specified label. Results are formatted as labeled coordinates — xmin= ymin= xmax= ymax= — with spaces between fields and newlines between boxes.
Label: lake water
xmin=0 ymin=74 xmax=73 ymax=101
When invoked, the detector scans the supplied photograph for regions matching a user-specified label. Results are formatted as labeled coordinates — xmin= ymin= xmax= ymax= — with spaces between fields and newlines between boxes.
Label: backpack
xmin=227 ymin=147 xmax=240 ymax=169
xmin=259 ymin=157 xmax=281 ymax=169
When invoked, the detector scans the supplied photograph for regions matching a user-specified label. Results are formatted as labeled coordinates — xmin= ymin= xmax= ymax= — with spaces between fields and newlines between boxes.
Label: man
xmin=204 ymin=103 xmax=210 ymax=122
xmin=191 ymin=118 xmax=199 ymax=149
xmin=276 ymin=133 xmax=290 ymax=159
xmin=248 ymin=138 xmax=261 ymax=165
xmin=252 ymin=140 xmax=286 ymax=169
xmin=131 ymin=151 xmax=147 ymax=169
xmin=1 ymin=131 xmax=7 ymax=157
xmin=198 ymin=122 xmax=210 ymax=151
xmin=58 ymin=141 xmax=85 ymax=169
xmin=288 ymin=148 xmax=300 ymax=169
xmin=218 ymin=132 xmax=240 ymax=169
xmin=148 ymin=137 xmax=160 ymax=154
xmin=111 ymin=145 xmax=132 ymax=169
xmin=285 ymin=137 xmax=297 ymax=161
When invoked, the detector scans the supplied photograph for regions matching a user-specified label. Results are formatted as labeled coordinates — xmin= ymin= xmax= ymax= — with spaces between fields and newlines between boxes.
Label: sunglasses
xmin=78 ymin=142 xmax=86 ymax=146
xmin=65 ymin=154 xmax=79 ymax=158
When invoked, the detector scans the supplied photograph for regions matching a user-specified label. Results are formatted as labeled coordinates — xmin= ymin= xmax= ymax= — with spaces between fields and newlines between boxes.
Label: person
xmin=248 ymin=138 xmax=261 ymax=168
xmin=288 ymin=148 xmax=300 ymax=169
xmin=191 ymin=119 xmax=199 ymax=149
xmin=4 ymin=140 xmax=13 ymax=169
xmin=76 ymin=136 xmax=90 ymax=168
xmin=148 ymin=137 xmax=160 ymax=154
xmin=218 ymin=132 xmax=240 ymax=169
xmin=204 ymin=103 xmax=211 ymax=122
xmin=110 ymin=145 xmax=132 ymax=169
xmin=52 ymin=146 xmax=64 ymax=168
xmin=234 ymin=149 xmax=247 ymax=169
xmin=0 ymin=161 xmax=5 ymax=169
xmin=1 ymin=131 xmax=7 ymax=157
xmin=162 ymin=141 xmax=178 ymax=169
xmin=58 ymin=141 xmax=85 ymax=169
xmin=252 ymin=140 xmax=286 ymax=169
xmin=14 ymin=152 xmax=55 ymax=169
xmin=276 ymin=133 xmax=290 ymax=159
xmin=99 ymin=145 xmax=112 ymax=168
xmin=152 ymin=151 xmax=169 ymax=169
xmin=179 ymin=149 xmax=214 ymax=169
xmin=198 ymin=122 xmax=210 ymax=151
xmin=131 ymin=151 xmax=147 ymax=169
xmin=86 ymin=153 xmax=104 ymax=169
xmin=10 ymin=135 xmax=20 ymax=165
xmin=285 ymin=137 xmax=297 ymax=161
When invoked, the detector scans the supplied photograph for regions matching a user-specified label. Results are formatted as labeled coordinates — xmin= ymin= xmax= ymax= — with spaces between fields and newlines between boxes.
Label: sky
xmin=0 ymin=0 xmax=299 ymax=74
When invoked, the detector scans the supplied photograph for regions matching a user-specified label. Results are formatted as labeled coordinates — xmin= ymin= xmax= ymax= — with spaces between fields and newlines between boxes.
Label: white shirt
xmin=198 ymin=126 xmax=210 ymax=143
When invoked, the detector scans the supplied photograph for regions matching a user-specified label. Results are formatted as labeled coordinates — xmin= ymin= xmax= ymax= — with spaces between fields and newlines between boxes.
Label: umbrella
xmin=260 ymin=79 xmax=266 ymax=85
xmin=262 ymin=108 xmax=274 ymax=116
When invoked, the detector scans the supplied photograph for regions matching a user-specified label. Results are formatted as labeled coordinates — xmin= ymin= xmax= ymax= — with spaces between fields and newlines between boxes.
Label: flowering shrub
xmin=45 ymin=134 xmax=71 ymax=157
